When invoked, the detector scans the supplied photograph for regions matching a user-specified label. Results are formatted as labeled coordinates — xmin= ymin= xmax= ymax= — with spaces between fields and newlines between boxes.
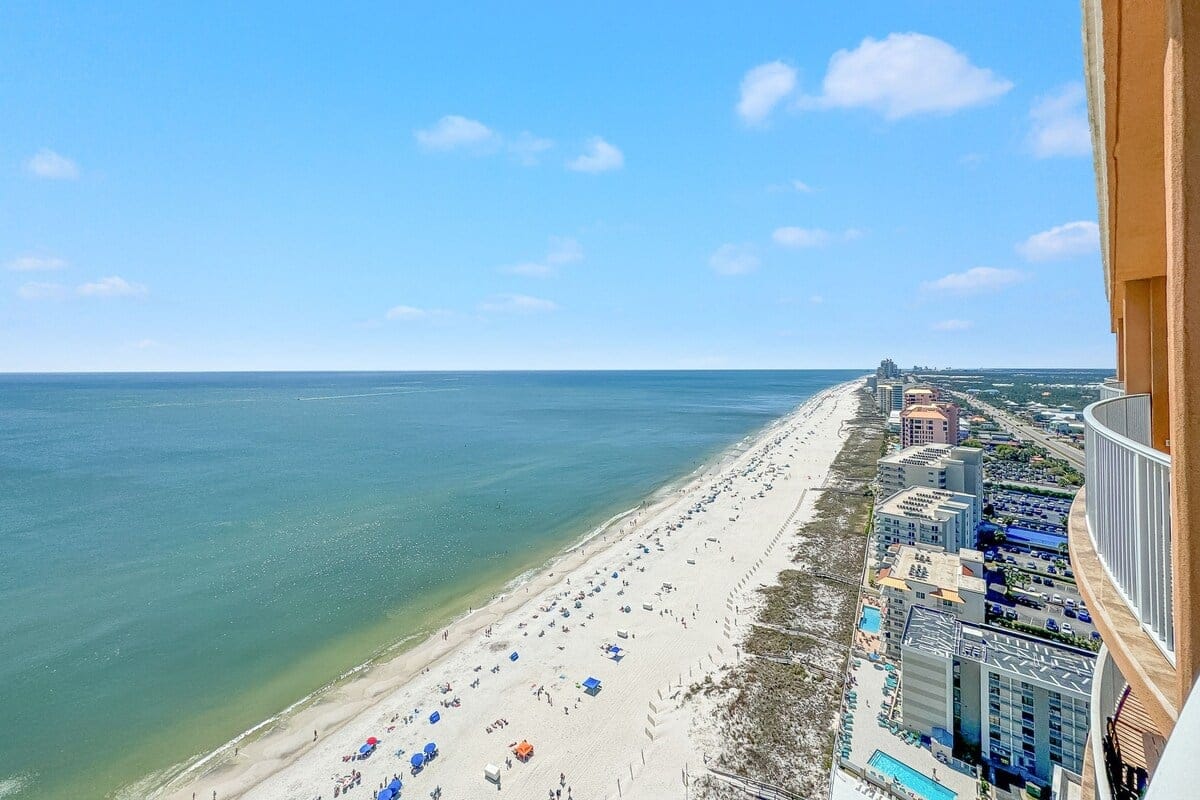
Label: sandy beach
xmin=159 ymin=379 xmax=862 ymax=800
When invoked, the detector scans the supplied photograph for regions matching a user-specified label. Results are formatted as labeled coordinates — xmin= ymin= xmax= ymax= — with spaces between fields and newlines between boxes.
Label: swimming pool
xmin=859 ymin=606 xmax=882 ymax=634
xmin=867 ymin=750 xmax=956 ymax=800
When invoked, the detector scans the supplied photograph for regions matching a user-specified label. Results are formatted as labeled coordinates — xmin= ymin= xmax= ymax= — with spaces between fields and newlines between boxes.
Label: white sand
xmin=160 ymin=380 xmax=862 ymax=800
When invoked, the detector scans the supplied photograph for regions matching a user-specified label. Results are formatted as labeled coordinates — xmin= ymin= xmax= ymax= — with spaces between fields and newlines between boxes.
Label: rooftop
xmin=878 ymin=545 xmax=985 ymax=597
xmin=903 ymin=606 xmax=1095 ymax=697
xmin=879 ymin=443 xmax=977 ymax=468
xmin=876 ymin=486 xmax=972 ymax=521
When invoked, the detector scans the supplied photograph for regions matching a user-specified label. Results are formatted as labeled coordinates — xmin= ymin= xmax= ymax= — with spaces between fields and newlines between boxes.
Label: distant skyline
xmin=1 ymin=3 xmax=1113 ymax=371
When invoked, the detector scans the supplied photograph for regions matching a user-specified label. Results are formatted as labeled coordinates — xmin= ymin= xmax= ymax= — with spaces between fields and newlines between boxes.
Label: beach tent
xmin=509 ymin=651 xmax=519 ymax=661
xmin=609 ymin=646 xmax=625 ymax=661
xmin=429 ymin=711 xmax=440 ymax=724
xmin=411 ymin=752 xmax=425 ymax=768
xmin=513 ymin=740 xmax=534 ymax=761
xmin=485 ymin=763 xmax=501 ymax=783
xmin=424 ymin=742 xmax=438 ymax=757
xmin=358 ymin=744 xmax=373 ymax=756
xmin=611 ymin=571 xmax=619 ymax=578
xmin=582 ymin=676 xmax=602 ymax=696
xmin=387 ymin=778 xmax=402 ymax=792
xmin=378 ymin=790 xmax=394 ymax=800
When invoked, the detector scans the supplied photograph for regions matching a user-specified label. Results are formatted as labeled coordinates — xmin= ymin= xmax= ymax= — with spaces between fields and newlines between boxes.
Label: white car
xmin=1051 ymin=594 xmax=1064 ymax=605
xmin=1062 ymin=623 xmax=1075 ymax=635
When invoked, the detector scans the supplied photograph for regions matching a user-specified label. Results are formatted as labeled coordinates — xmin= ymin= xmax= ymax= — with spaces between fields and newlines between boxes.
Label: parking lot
xmin=983 ymin=546 xmax=1099 ymax=646
xmin=985 ymin=486 xmax=1071 ymax=532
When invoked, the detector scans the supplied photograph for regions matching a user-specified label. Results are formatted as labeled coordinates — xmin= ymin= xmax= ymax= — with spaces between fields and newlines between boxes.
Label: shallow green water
xmin=0 ymin=370 xmax=855 ymax=798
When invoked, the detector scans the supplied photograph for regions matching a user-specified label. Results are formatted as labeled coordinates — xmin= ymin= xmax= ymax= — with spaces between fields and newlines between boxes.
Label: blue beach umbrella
xmin=411 ymin=752 xmax=425 ymax=768
xmin=388 ymin=778 xmax=402 ymax=792
xmin=424 ymin=742 xmax=437 ymax=755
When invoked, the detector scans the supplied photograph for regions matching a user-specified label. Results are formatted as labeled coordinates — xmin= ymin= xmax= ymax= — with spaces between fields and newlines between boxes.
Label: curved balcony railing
xmin=1084 ymin=394 xmax=1174 ymax=659
xmin=1100 ymin=378 xmax=1126 ymax=400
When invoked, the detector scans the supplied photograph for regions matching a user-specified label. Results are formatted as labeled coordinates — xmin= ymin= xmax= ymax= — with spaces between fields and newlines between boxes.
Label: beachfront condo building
xmin=876 ymin=443 xmax=984 ymax=525
xmin=900 ymin=403 xmax=960 ymax=449
xmin=877 ymin=358 xmax=902 ymax=380
xmin=903 ymin=386 xmax=937 ymax=409
xmin=900 ymin=605 xmax=1095 ymax=786
xmin=876 ymin=545 xmax=986 ymax=658
xmin=1065 ymin=2 xmax=1200 ymax=798
xmin=874 ymin=486 xmax=977 ymax=557
xmin=877 ymin=382 xmax=904 ymax=414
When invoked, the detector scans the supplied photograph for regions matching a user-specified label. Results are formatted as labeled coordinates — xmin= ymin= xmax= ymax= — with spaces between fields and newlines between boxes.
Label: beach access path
xmin=162 ymin=380 xmax=862 ymax=800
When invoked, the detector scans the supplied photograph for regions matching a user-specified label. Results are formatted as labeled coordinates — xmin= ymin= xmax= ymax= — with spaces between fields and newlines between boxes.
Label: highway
xmin=946 ymin=391 xmax=1086 ymax=470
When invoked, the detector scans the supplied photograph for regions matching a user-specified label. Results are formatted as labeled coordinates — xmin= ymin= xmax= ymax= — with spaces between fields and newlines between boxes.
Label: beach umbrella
xmin=366 ymin=736 xmax=379 ymax=745
xmin=388 ymin=779 xmax=402 ymax=792
xmin=378 ymin=790 xmax=394 ymax=800
xmin=423 ymin=742 xmax=437 ymax=755
xmin=411 ymin=752 xmax=425 ymax=767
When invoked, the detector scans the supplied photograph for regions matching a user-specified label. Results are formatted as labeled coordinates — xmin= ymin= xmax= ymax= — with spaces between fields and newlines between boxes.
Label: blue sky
xmin=0 ymin=2 xmax=1114 ymax=371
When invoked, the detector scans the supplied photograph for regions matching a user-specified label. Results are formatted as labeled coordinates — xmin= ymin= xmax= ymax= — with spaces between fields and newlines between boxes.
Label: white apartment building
xmin=901 ymin=606 xmax=1094 ymax=785
xmin=877 ymin=444 xmax=983 ymax=529
xmin=875 ymin=486 xmax=977 ymax=556
xmin=876 ymin=544 xmax=987 ymax=658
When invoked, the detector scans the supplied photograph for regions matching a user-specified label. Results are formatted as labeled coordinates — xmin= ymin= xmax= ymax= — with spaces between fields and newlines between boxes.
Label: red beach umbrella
xmin=366 ymin=737 xmax=379 ymax=746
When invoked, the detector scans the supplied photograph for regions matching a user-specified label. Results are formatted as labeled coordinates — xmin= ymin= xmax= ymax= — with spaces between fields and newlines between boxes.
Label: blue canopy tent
xmin=429 ymin=710 xmax=440 ymax=724
xmin=509 ymin=651 xmax=519 ymax=661
xmin=410 ymin=752 xmax=425 ymax=768
xmin=378 ymin=790 xmax=394 ymax=800
xmin=609 ymin=645 xmax=625 ymax=661
xmin=582 ymin=676 xmax=602 ymax=696
xmin=423 ymin=742 xmax=438 ymax=757
xmin=387 ymin=778 xmax=402 ymax=792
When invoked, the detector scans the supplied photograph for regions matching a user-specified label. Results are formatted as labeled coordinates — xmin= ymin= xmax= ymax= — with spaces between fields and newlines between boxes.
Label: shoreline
xmin=151 ymin=378 xmax=861 ymax=800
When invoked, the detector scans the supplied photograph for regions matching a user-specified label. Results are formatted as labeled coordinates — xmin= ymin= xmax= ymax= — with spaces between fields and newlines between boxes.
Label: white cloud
xmin=385 ymin=305 xmax=433 ymax=320
xmin=26 ymin=148 xmax=79 ymax=179
xmin=415 ymin=115 xmax=498 ymax=152
xmin=1017 ymin=221 xmax=1100 ymax=261
xmin=546 ymin=236 xmax=583 ymax=265
xmin=502 ymin=236 xmax=584 ymax=278
xmin=7 ymin=255 xmax=67 ymax=272
xmin=479 ymin=293 xmax=558 ymax=313
xmin=737 ymin=61 xmax=798 ymax=124
xmin=932 ymin=319 xmax=973 ymax=331
xmin=791 ymin=179 xmax=814 ymax=193
xmin=17 ymin=281 xmax=67 ymax=300
xmin=923 ymin=267 xmax=1025 ymax=294
xmin=77 ymin=275 xmax=148 ymax=297
xmin=1028 ymin=83 xmax=1091 ymax=158
xmin=772 ymin=226 xmax=830 ymax=248
xmin=797 ymin=33 xmax=1012 ymax=119
xmin=709 ymin=244 xmax=760 ymax=276
xmin=809 ymin=294 xmax=825 ymax=304
xmin=508 ymin=132 xmax=555 ymax=165
xmin=567 ymin=137 xmax=624 ymax=173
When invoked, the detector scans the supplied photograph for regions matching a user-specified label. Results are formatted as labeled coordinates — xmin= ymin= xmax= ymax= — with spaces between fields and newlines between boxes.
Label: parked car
xmin=1044 ymin=579 xmax=1055 ymax=588
xmin=1078 ymin=611 xmax=1092 ymax=624
xmin=1064 ymin=608 xmax=1077 ymax=618
xmin=1065 ymin=569 xmax=1075 ymax=579
xmin=990 ymin=603 xmax=1003 ymax=616
xmin=1048 ymin=566 xmax=1058 ymax=575
xmin=1046 ymin=618 xmax=1060 ymax=632
xmin=1062 ymin=622 xmax=1075 ymax=635
xmin=1065 ymin=598 xmax=1076 ymax=610
xmin=1032 ymin=576 xmax=1043 ymax=585
xmin=1091 ymin=631 xmax=1102 ymax=641
xmin=1051 ymin=594 xmax=1064 ymax=605
xmin=1026 ymin=561 xmax=1038 ymax=570
xmin=1005 ymin=609 xmax=1018 ymax=621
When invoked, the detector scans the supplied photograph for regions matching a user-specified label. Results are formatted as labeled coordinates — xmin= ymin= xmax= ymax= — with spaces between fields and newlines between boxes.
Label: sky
xmin=0 ymin=2 xmax=1114 ymax=371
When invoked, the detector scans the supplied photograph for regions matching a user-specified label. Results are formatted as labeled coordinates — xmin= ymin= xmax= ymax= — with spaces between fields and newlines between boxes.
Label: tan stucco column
xmin=1150 ymin=277 xmax=1170 ymax=450
xmin=1166 ymin=0 xmax=1200 ymax=705
xmin=1123 ymin=279 xmax=1153 ymax=397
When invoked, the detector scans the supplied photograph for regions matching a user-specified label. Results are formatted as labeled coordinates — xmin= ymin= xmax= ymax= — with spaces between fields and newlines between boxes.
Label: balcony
xmin=1087 ymin=646 xmax=1168 ymax=799
xmin=1069 ymin=394 xmax=1178 ymax=732
xmin=1100 ymin=378 xmax=1126 ymax=400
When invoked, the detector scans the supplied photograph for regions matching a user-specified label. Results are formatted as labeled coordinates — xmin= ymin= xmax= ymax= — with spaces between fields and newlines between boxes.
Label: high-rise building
xmin=876 ymin=545 xmax=986 ymax=658
xmin=903 ymin=386 xmax=937 ymax=409
xmin=876 ymin=382 xmax=904 ymax=414
xmin=901 ymin=606 xmax=1095 ymax=785
xmin=900 ymin=402 xmax=960 ymax=448
xmin=877 ymin=358 xmax=902 ymax=380
xmin=875 ymin=486 xmax=977 ymax=556
xmin=876 ymin=444 xmax=984 ymax=525
xmin=1068 ymin=4 xmax=1200 ymax=798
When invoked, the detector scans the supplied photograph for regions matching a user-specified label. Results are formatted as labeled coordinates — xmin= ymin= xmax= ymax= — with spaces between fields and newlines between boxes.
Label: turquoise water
xmin=859 ymin=605 xmax=882 ymax=634
xmin=867 ymin=749 xmax=957 ymax=800
xmin=0 ymin=370 xmax=856 ymax=799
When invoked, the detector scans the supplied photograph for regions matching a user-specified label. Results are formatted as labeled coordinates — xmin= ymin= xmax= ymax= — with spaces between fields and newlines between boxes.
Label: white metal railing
xmin=1084 ymin=394 xmax=1174 ymax=659
xmin=1099 ymin=378 xmax=1126 ymax=401
xmin=1089 ymin=646 xmax=1125 ymax=800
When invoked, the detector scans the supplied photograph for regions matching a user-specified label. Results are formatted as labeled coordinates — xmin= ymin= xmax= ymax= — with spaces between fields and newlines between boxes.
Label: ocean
xmin=0 ymin=370 xmax=857 ymax=799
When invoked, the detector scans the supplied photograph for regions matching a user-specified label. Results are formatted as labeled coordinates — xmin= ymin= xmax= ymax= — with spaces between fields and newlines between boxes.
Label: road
xmin=948 ymin=391 xmax=1086 ymax=469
